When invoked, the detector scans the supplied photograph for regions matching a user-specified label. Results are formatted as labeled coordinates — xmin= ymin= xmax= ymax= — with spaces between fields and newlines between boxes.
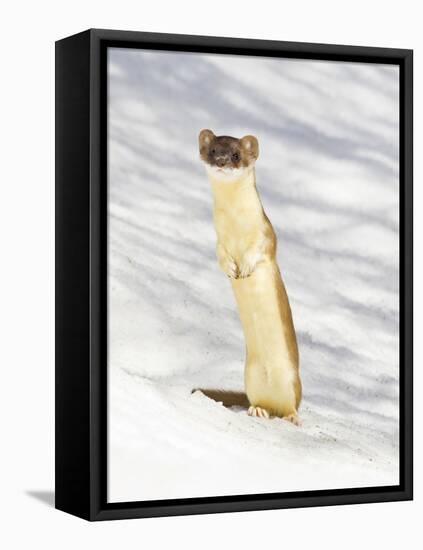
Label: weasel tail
xmin=196 ymin=129 xmax=302 ymax=425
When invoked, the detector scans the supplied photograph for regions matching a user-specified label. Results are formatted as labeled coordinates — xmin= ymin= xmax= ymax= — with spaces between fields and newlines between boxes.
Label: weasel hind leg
xmin=248 ymin=405 xmax=270 ymax=419
xmin=284 ymin=411 xmax=301 ymax=426
xmin=247 ymin=405 xmax=301 ymax=426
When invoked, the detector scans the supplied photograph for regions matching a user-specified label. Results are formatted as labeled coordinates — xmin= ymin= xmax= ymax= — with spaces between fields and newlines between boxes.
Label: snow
xmin=107 ymin=48 xmax=399 ymax=502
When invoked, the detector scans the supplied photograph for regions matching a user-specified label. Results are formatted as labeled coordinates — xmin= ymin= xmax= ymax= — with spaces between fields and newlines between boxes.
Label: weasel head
xmin=198 ymin=129 xmax=259 ymax=183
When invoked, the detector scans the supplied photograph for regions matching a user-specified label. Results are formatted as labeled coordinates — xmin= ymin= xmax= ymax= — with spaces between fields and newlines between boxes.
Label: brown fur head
xmin=199 ymin=129 xmax=259 ymax=181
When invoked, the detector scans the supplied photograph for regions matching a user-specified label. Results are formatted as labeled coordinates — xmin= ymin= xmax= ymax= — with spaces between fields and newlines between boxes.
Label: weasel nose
xmin=216 ymin=157 xmax=226 ymax=167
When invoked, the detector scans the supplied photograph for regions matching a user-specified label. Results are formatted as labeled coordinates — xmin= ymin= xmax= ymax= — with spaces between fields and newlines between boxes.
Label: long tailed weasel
xmin=197 ymin=129 xmax=302 ymax=425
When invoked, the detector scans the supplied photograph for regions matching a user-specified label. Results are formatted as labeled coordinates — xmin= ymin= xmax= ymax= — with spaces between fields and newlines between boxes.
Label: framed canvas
xmin=55 ymin=28 xmax=413 ymax=521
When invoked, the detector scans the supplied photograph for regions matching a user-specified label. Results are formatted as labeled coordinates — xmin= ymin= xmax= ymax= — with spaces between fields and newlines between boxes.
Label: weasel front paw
xmin=217 ymin=244 xmax=239 ymax=279
xmin=248 ymin=406 xmax=270 ymax=419
xmin=238 ymin=252 xmax=261 ymax=278
xmin=221 ymin=258 xmax=238 ymax=279
xmin=239 ymin=263 xmax=254 ymax=278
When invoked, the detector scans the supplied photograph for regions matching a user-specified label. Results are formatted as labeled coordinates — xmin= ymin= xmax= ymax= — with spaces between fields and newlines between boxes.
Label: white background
xmin=0 ymin=0 xmax=420 ymax=548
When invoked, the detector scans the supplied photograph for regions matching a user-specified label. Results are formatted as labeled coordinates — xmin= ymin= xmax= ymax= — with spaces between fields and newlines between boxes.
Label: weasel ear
xmin=199 ymin=129 xmax=215 ymax=151
xmin=240 ymin=135 xmax=259 ymax=161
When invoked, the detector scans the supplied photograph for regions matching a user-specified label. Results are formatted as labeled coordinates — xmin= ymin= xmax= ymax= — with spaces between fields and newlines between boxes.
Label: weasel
xmin=197 ymin=129 xmax=302 ymax=425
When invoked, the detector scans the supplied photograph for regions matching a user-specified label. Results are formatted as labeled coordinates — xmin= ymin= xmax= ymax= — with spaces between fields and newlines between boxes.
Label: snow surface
xmin=107 ymin=48 xmax=400 ymax=502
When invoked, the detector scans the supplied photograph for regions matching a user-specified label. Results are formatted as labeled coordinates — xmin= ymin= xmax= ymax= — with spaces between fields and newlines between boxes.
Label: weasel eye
xmin=211 ymin=148 xmax=216 ymax=154
xmin=232 ymin=152 xmax=240 ymax=162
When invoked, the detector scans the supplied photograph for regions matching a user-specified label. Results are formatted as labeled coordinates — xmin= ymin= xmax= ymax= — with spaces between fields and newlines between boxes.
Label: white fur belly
xmin=231 ymin=261 xmax=299 ymax=416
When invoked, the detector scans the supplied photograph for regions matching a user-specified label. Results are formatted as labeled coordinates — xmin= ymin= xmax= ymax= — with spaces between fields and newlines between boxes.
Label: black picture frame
xmin=55 ymin=28 xmax=413 ymax=521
